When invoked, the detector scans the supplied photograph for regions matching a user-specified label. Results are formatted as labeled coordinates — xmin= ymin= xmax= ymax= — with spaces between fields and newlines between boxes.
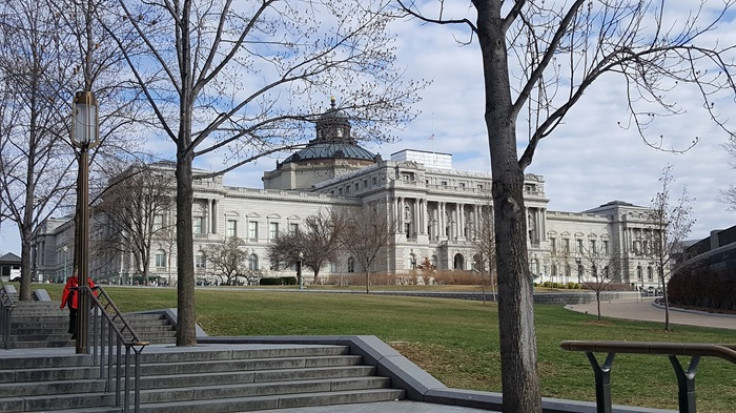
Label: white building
xmin=32 ymin=101 xmax=659 ymax=288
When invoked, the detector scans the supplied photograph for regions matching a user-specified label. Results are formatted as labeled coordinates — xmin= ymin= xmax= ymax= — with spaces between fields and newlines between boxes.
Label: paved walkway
xmin=565 ymin=296 xmax=736 ymax=330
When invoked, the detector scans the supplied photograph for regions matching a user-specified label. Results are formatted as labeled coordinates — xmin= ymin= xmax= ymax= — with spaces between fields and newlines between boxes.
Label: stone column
xmin=211 ymin=199 xmax=218 ymax=234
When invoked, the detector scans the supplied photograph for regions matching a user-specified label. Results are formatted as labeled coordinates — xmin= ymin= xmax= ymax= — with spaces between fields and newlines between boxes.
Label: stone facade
xmin=31 ymin=102 xmax=661 ymax=288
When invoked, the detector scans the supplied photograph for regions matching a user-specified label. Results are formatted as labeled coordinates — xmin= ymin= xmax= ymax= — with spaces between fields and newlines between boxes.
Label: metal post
xmin=76 ymin=146 xmax=90 ymax=354
xmin=72 ymin=90 xmax=98 ymax=355
xmin=298 ymin=251 xmax=304 ymax=290
xmin=669 ymin=355 xmax=700 ymax=413
xmin=586 ymin=352 xmax=615 ymax=413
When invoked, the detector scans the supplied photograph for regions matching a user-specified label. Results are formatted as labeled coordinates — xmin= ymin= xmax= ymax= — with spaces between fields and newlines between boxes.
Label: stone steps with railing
xmin=0 ymin=344 xmax=405 ymax=413
xmin=5 ymin=300 xmax=177 ymax=349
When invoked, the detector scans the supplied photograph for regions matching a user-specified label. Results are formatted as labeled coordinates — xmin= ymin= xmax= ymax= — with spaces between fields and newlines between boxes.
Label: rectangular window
xmin=153 ymin=213 xmax=165 ymax=231
xmin=155 ymin=251 xmax=166 ymax=268
xmin=550 ymin=238 xmax=556 ymax=253
xmin=564 ymin=239 xmax=570 ymax=253
xmin=590 ymin=239 xmax=596 ymax=254
xmin=193 ymin=217 xmax=204 ymax=234
xmin=227 ymin=220 xmax=237 ymax=238
xmin=289 ymin=223 xmax=299 ymax=235
xmin=603 ymin=240 xmax=609 ymax=254
xmin=248 ymin=221 xmax=258 ymax=240
xmin=269 ymin=222 xmax=279 ymax=239
xmin=577 ymin=239 xmax=584 ymax=254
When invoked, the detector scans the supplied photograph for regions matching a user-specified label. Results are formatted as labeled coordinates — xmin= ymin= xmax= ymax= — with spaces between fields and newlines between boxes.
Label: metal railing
xmin=80 ymin=285 xmax=149 ymax=413
xmin=0 ymin=280 xmax=15 ymax=349
xmin=560 ymin=340 xmax=736 ymax=413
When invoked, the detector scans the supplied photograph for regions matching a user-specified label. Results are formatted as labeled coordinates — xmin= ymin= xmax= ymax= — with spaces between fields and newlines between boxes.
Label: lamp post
xmin=71 ymin=91 xmax=99 ymax=354
xmin=298 ymin=251 xmax=304 ymax=290
xmin=62 ymin=245 xmax=68 ymax=282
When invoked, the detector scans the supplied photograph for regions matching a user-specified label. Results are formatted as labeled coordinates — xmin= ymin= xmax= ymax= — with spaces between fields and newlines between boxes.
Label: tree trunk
xmin=476 ymin=2 xmax=543 ymax=411
xmin=175 ymin=147 xmax=196 ymax=346
xmin=660 ymin=268 xmax=670 ymax=331
xmin=596 ymin=291 xmax=602 ymax=321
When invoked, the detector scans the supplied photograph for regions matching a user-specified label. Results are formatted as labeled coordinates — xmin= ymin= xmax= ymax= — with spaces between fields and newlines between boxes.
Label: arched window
xmin=195 ymin=251 xmax=206 ymax=269
xmin=249 ymin=254 xmax=259 ymax=271
xmin=347 ymin=257 xmax=355 ymax=273
xmin=453 ymin=254 xmax=465 ymax=270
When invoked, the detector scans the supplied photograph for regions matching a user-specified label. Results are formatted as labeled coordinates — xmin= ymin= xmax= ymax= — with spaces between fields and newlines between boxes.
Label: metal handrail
xmin=81 ymin=285 xmax=148 ymax=413
xmin=560 ymin=340 xmax=736 ymax=413
xmin=0 ymin=279 xmax=16 ymax=349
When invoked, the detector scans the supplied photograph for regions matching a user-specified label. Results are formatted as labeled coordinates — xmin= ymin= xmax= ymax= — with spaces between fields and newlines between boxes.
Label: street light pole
xmin=71 ymin=90 xmax=99 ymax=355
xmin=298 ymin=251 xmax=304 ymax=290
xmin=62 ymin=245 xmax=68 ymax=282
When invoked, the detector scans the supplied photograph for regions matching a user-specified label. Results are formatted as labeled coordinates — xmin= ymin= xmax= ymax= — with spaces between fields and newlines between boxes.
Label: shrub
xmin=669 ymin=266 xmax=735 ymax=311
xmin=259 ymin=276 xmax=297 ymax=286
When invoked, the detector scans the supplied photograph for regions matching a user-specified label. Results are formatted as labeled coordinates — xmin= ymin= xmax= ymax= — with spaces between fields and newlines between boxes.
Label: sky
xmin=2 ymin=1 xmax=735 ymax=256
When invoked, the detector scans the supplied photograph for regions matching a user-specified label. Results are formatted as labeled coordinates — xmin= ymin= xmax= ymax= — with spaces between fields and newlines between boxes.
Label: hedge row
xmin=668 ymin=267 xmax=736 ymax=311
xmin=536 ymin=281 xmax=582 ymax=289
xmin=259 ymin=276 xmax=297 ymax=286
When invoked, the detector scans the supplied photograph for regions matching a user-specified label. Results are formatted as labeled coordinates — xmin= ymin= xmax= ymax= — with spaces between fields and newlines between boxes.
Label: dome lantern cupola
xmin=315 ymin=97 xmax=353 ymax=144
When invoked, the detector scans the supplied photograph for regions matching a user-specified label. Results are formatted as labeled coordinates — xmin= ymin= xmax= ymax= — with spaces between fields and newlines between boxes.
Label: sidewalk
xmin=565 ymin=296 xmax=736 ymax=330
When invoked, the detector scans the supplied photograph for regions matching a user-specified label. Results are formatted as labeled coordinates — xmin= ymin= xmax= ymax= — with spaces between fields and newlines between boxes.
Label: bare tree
xmin=267 ymin=229 xmax=306 ymax=284
xmin=267 ymin=210 xmax=345 ymax=284
xmin=579 ymin=246 xmax=622 ymax=321
xmin=93 ymin=163 xmax=174 ymax=284
xmin=204 ymin=237 xmax=249 ymax=286
xmin=471 ymin=204 xmax=496 ymax=303
xmin=338 ymin=204 xmax=394 ymax=294
xmin=0 ymin=0 xmax=77 ymax=299
xmin=720 ymin=137 xmax=736 ymax=209
xmin=398 ymin=1 xmax=735 ymax=410
xmin=302 ymin=211 xmax=346 ymax=283
xmin=0 ymin=0 xmax=146 ymax=300
xmin=647 ymin=165 xmax=695 ymax=330
xmin=106 ymin=0 xmax=424 ymax=346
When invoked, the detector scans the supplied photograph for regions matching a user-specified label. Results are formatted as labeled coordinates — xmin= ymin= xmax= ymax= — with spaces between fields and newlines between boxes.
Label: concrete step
xmin=137 ymin=345 xmax=349 ymax=364
xmin=6 ymin=307 xmax=177 ymax=349
xmin=137 ymin=388 xmax=405 ymax=413
xmin=0 ymin=345 xmax=405 ymax=413
xmin=139 ymin=354 xmax=363 ymax=376
xmin=0 ymin=391 xmax=116 ymax=412
xmin=0 ymin=378 xmax=107 ymax=397
xmin=139 ymin=376 xmax=393 ymax=404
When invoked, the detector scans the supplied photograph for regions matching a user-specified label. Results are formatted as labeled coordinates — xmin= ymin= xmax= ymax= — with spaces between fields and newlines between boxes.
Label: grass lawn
xmin=36 ymin=284 xmax=736 ymax=412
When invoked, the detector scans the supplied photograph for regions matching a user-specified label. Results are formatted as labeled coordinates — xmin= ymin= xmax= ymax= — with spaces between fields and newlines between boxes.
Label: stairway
xmin=5 ymin=298 xmax=177 ymax=349
xmin=0 ymin=344 xmax=405 ymax=413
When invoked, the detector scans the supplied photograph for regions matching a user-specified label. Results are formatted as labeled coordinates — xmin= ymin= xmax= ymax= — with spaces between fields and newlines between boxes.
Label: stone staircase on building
xmin=0 ymin=344 xmax=405 ymax=413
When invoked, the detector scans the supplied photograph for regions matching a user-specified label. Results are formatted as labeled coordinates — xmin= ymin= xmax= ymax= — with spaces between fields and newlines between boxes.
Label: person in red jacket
xmin=60 ymin=272 xmax=96 ymax=339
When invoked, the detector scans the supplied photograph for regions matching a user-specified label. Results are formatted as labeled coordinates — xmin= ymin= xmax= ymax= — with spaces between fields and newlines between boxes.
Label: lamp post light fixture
xmin=71 ymin=90 xmax=99 ymax=355
xmin=298 ymin=251 xmax=304 ymax=290
xmin=62 ymin=245 xmax=68 ymax=282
